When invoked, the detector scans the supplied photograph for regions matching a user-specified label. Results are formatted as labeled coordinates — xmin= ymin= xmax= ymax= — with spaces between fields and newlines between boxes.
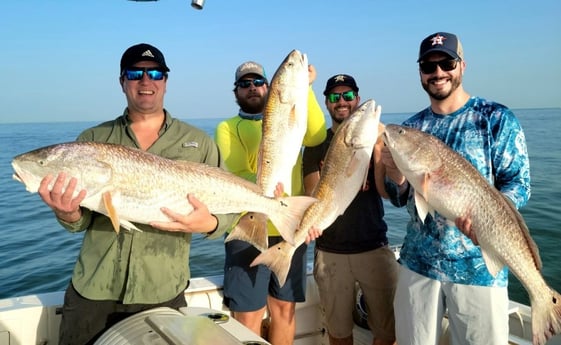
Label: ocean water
xmin=1 ymin=108 xmax=560 ymax=306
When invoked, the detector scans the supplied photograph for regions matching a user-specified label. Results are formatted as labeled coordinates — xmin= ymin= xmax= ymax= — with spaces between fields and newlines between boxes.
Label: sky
xmin=1 ymin=0 xmax=560 ymax=124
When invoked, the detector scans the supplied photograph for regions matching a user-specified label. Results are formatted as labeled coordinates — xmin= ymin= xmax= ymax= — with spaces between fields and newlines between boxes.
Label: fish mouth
xmin=12 ymin=172 xmax=23 ymax=183
xmin=11 ymin=164 xmax=28 ymax=184
xmin=382 ymin=131 xmax=391 ymax=147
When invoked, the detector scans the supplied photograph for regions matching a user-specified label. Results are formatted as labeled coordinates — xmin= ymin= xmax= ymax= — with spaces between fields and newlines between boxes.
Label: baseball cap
xmin=417 ymin=32 xmax=464 ymax=62
xmin=120 ymin=43 xmax=170 ymax=73
xmin=234 ymin=61 xmax=267 ymax=83
xmin=323 ymin=74 xmax=359 ymax=96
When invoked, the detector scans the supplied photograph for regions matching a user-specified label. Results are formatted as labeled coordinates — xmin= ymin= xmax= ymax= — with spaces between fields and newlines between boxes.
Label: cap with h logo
xmin=417 ymin=32 xmax=464 ymax=62
xmin=323 ymin=74 xmax=359 ymax=96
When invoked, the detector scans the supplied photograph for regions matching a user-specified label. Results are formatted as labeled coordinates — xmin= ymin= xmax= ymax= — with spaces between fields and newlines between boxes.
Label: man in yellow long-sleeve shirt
xmin=215 ymin=61 xmax=326 ymax=345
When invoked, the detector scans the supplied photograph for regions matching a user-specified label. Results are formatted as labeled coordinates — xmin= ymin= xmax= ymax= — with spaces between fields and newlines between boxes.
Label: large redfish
xmin=11 ymin=142 xmax=316 ymax=234
xmin=382 ymin=124 xmax=561 ymax=345
xmin=226 ymin=49 xmax=310 ymax=250
xmin=252 ymin=100 xmax=382 ymax=286
xmin=257 ymin=49 xmax=309 ymax=198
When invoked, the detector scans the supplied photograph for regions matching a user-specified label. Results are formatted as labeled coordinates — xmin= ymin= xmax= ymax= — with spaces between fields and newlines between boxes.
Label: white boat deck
xmin=1 ymin=268 xmax=561 ymax=344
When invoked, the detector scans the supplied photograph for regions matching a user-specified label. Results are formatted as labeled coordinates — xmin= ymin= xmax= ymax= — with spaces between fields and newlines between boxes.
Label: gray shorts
xmin=223 ymin=237 xmax=307 ymax=312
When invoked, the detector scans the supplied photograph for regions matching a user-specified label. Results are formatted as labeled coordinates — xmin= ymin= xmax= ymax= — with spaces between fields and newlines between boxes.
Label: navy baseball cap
xmin=323 ymin=74 xmax=359 ymax=96
xmin=417 ymin=32 xmax=464 ymax=62
xmin=120 ymin=43 xmax=170 ymax=73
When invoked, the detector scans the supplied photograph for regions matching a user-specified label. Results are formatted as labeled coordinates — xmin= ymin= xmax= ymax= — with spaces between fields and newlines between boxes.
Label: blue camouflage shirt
xmin=388 ymin=96 xmax=531 ymax=287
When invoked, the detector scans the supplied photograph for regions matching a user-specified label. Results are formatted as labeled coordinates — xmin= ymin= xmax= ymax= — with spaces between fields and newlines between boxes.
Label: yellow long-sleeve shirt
xmin=215 ymin=87 xmax=326 ymax=235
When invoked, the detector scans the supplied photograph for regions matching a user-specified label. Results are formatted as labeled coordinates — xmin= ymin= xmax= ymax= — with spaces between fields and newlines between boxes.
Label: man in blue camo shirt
xmin=382 ymin=32 xmax=531 ymax=345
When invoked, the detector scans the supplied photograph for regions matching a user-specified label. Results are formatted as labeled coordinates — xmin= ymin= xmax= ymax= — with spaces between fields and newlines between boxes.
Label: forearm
xmin=205 ymin=213 xmax=238 ymax=240
xmin=384 ymin=176 xmax=409 ymax=207
xmin=56 ymin=207 xmax=92 ymax=233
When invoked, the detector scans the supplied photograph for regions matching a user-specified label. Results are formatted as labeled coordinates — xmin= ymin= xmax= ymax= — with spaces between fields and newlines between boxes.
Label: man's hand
xmin=38 ymin=172 xmax=85 ymax=223
xmin=274 ymin=182 xmax=285 ymax=198
xmin=151 ymin=194 xmax=218 ymax=233
xmin=381 ymin=145 xmax=406 ymax=186
xmin=455 ymin=216 xmax=478 ymax=245
xmin=305 ymin=226 xmax=321 ymax=245
xmin=308 ymin=64 xmax=317 ymax=85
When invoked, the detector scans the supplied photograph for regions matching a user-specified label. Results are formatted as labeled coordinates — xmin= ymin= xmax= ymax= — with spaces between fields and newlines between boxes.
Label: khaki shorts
xmin=313 ymin=246 xmax=399 ymax=341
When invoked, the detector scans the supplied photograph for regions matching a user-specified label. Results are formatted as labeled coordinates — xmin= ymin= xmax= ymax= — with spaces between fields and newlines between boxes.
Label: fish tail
xmin=268 ymin=196 xmax=317 ymax=245
xmin=531 ymin=288 xmax=561 ymax=345
xmin=225 ymin=212 xmax=269 ymax=252
xmin=250 ymin=240 xmax=297 ymax=287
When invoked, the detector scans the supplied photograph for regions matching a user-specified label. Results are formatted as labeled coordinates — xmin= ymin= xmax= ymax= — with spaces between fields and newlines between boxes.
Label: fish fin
xmin=288 ymin=104 xmax=297 ymax=126
xmin=120 ymin=220 xmax=142 ymax=232
xmin=414 ymin=191 xmax=431 ymax=223
xmin=344 ymin=151 xmax=370 ymax=191
xmin=225 ymin=212 xmax=269 ymax=252
xmin=530 ymin=288 xmax=561 ymax=345
xmin=102 ymin=192 xmax=120 ymax=233
xmin=269 ymin=196 xmax=317 ymax=245
xmin=345 ymin=151 xmax=359 ymax=177
xmin=422 ymin=172 xmax=431 ymax=200
xmin=250 ymin=240 xmax=297 ymax=288
xmin=480 ymin=248 xmax=505 ymax=277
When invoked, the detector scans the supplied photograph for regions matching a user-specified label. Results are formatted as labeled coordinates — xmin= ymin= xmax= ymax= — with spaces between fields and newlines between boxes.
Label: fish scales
xmin=251 ymin=100 xmax=381 ymax=286
xmin=257 ymin=49 xmax=309 ymax=197
xmin=11 ymin=141 xmax=316 ymax=234
xmin=382 ymin=124 xmax=561 ymax=345
xmin=225 ymin=49 xmax=311 ymax=250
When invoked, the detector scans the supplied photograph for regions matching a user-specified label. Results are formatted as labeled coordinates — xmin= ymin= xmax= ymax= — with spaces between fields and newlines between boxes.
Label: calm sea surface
xmin=1 ymin=108 xmax=560 ymax=306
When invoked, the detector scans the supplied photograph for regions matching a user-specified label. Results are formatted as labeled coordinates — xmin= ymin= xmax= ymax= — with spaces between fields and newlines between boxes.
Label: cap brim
xmin=235 ymin=73 xmax=266 ymax=83
xmin=417 ymin=48 xmax=460 ymax=62
xmin=323 ymin=83 xmax=358 ymax=95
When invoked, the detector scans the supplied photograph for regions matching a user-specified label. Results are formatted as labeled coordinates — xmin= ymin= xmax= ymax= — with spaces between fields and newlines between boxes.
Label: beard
xmin=329 ymin=105 xmax=353 ymax=124
xmin=236 ymin=94 xmax=267 ymax=114
xmin=422 ymin=73 xmax=462 ymax=101
xmin=330 ymin=113 xmax=345 ymax=124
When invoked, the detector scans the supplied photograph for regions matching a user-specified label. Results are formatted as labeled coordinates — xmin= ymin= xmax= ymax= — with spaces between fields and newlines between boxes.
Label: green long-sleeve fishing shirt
xmin=57 ymin=110 xmax=236 ymax=304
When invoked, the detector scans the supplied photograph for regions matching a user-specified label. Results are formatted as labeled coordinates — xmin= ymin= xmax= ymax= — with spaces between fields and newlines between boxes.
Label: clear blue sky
xmin=1 ymin=0 xmax=560 ymax=123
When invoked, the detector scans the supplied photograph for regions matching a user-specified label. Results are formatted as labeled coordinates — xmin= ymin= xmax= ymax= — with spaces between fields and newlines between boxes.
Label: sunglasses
xmin=236 ymin=78 xmax=266 ymax=89
xmin=122 ymin=67 xmax=167 ymax=81
xmin=327 ymin=90 xmax=357 ymax=104
xmin=419 ymin=59 xmax=460 ymax=74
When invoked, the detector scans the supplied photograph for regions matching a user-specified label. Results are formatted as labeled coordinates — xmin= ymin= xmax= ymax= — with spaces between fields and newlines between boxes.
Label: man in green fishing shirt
xmin=37 ymin=43 xmax=238 ymax=345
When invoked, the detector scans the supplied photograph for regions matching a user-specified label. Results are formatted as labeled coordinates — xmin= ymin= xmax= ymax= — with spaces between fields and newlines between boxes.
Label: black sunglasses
xmin=419 ymin=59 xmax=460 ymax=74
xmin=236 ymin=78 xmax=266 ymax=89
xmin=327 ymin=90 xmax=356 ymax=104
xmin=122 ymin=67 xmax=167 ymax=81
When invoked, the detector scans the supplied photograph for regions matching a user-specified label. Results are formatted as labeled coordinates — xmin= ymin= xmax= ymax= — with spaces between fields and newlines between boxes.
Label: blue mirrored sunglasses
xmin=236 ymin=78 xmax=266 ymax=89
xmin=123 ymin=67 xmax=167 ymax=81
